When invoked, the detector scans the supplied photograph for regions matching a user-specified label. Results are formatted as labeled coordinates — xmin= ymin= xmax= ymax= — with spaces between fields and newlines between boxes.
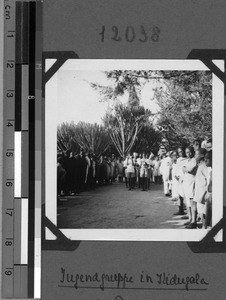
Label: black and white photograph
xmin=45 ymin=59 xmax=224 ymax=241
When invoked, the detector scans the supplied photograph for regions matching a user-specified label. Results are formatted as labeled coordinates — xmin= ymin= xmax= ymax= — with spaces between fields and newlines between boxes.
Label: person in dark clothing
xmin=80 ymin=151 xmax=88 ymax=191
xmin=62 ymin=149 xmax=71 ymax=195
xmin=95 ymin=160 xmax=101 ymax=185
xmin=98 ymin=156 xmax=105 ymax=186
xmin=57 ymin=157 xmax=66 ymax=197
xmin=68 ymin=152 xmax=77 ymax=195
xmin=87 ymin=153 xmax=93 ymax=189
xmin=74 ymin=154 xmax=83 ymax=194
xmin=91 ymin=154 xmax=97 ymax=188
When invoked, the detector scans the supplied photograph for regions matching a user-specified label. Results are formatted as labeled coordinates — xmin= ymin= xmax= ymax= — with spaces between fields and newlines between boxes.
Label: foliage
xmin=90 ymin=70 xmax=202 ymax=101
xmin=57 ymin=122 xmax=80 ymax=153
xmin=90 ymin=70 xmax=160 ymax=102
xmin=153 ymin=71 xmax=212 ymax=147
xmin=103 ymin=103 xmax=152 ymax=158
xmin=132 ymin=123 xmax=162 ymax=155
xmin=91 ymin=70 xmax=212 ymax=148
xmin=57 ymin=122 xmax=111 ymax=157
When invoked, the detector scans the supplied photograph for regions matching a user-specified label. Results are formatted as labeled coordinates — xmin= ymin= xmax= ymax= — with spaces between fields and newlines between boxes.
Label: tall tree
xmin=91 ymin=69 xmax=211 ymax=152
xmin=153 ymin=71 xmax=212 ymax=147
xmin=102 ymin=88 xmax=152 ymax=157
xmin=91 ymin=70 xmax=157 ymax=157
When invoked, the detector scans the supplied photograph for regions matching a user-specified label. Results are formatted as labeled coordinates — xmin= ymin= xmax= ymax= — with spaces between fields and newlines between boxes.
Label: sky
xmin=45 ymin=58 xmax=214 ymax=127
xmin=56 ymin=70 xmax=159 ymax=126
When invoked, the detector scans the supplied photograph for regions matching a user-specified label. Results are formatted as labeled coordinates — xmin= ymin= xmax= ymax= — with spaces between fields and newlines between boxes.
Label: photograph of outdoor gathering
xmin=55 ymin=62 xmax=213 ymax=231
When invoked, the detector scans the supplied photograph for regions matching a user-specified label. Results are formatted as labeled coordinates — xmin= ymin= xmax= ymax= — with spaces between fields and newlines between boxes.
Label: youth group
xmin=118 ymin=138 xmax=212 ymax=229
xmin=57 ymin=137 xmax=212 ymax=230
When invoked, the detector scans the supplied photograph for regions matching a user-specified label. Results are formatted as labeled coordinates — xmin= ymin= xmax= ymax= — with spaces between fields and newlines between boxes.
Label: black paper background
xmin=42 ymin=1 xmax=226 ymax=299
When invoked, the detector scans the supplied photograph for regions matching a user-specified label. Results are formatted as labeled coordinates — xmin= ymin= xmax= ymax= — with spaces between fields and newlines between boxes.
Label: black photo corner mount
xmin=42 ymin=51 xmax=81 ymax=251
xmin=42 ymin=51 xmax=79 ymax=97
xmin=187 ymin=49 xmax=226 ymax=253
xmin=42 ymin=50 xmax=226 ymax=252
xmin=42 ymin=204 xmax=81 ymax=251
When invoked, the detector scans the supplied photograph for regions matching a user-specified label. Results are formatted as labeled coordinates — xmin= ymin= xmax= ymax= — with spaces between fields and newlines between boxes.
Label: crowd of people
xmin=57 ymin=151 xmax=123 ymax=197
xmin=157 ymin=139 xmax=212 ymax=230
xmin=57 ymin=137 xmax=212 ymax=230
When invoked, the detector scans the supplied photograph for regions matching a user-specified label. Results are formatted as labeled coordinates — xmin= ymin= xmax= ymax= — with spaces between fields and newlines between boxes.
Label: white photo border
xmin=45 ymin=59 xmax=224 ymax=241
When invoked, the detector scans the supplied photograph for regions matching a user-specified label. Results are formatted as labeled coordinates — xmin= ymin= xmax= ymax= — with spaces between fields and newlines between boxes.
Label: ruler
xmin=3 ymin=0 xmax=16 ymax=297
xmin=2 ymin=0 xmax=42 ymax=298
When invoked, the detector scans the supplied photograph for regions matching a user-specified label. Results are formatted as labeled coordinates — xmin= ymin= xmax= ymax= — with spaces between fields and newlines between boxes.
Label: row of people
xmin=57 ymin=151 xmax=124 ymax=198
xmin=58 ymin=137 xmax=212 ymax=229
xmin=121 ymin=138 xmax=212 ymax=193
xmin=122 ymin=153 xmax=161 ymax=191
xmin=121 ymin=138 xmax=212 ymax=229
xmin=161 ymin=141 xmax=212 ymax=229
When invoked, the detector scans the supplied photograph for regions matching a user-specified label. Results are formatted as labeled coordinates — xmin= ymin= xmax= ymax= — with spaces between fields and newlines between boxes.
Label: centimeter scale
xmin=2 ymin=0 xmax=42 ymax=298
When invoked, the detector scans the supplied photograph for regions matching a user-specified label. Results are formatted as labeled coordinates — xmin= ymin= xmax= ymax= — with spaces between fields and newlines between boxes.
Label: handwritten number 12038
xmin=99 ymin=25 xmax=160 ymax=43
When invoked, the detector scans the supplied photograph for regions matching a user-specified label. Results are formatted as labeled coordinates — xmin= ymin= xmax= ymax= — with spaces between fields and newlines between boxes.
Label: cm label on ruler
xmin=5 ymin=2 xmax=11 ymax=21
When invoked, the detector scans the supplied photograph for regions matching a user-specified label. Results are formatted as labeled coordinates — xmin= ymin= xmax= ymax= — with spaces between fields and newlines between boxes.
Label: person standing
xmin=174 ymin=147 xmax=187 ymax=216
xmin=111 ymin=154 xmax=117 ymax=182
xmin=90 ymin=154 xmax=96 ymax=189
xmin=153 ymin=156 xmax=161 ymax=184
xmin=182 ymin=146 xmax=197 ymax=227
xmin=85 ymin=152 xmax=91 ymax=186
xmin=57 ymin=156 xmax=66 ymax=199
xmin=80 ymin=151 xmax=88 ymax=191
xmin=146 ymin=154 xmax=153 ymax=189
xmin=75 ymin=153 xmax=83 ymax=194
xmin=125 ymin=153 xmax=135 ymax=191
xmin=204 ymin=150 xmax=212 ymax=228
xmin=160 ymin=152 xmax=171 ymax=196
xmin=136 ymin=153 xmax=142 ymax=188
xmin=123 ymin=155 xmax=129 ymax=188
xmin=116 ymin=158 xmax=124 ymax=183
xmin=133 ymin=152 xmax=138 ymax=188
xmin=189 ymin=148 xmax=208 ymax=229
xmin=140 ymin=153 xmax=148 ymax=191
xmin=62 ymin=149 xmax=71 ymax=195
xmin=170 ymin=151 xmax=179 ymax=201
xmin=68 ymin=152 xmax=77 ymax=195
xmin=109 ymin=156 xmax=114 ymax=184
xmin=105 ymin=157 xmax=111 ymax=184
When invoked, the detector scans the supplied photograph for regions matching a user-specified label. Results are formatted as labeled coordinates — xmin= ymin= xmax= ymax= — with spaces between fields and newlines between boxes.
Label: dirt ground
xmin=57 ymin=182 xmax=188 ymax=229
